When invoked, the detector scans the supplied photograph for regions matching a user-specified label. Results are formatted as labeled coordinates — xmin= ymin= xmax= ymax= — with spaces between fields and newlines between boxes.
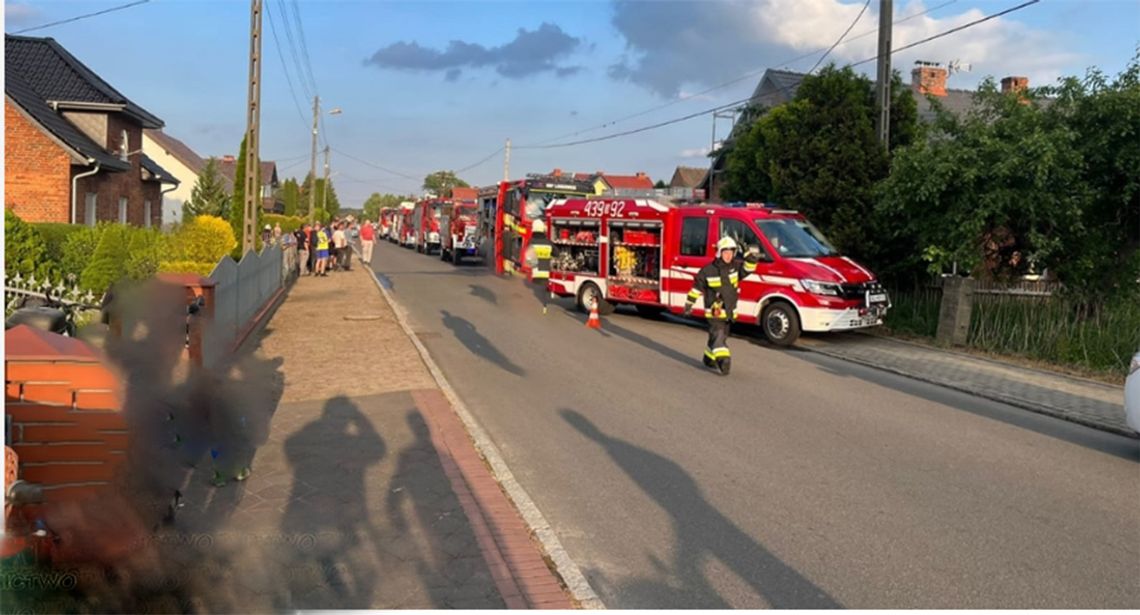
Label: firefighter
xmin=682 ymin=236 xmax=760 ymax=375
xmin=525 ymin=219 xmax=554 ymax=313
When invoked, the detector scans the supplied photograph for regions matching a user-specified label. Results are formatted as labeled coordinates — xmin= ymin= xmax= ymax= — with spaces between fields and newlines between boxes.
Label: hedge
xmin=262 ymin=213 xmax=307 ymax=234
xmin=158 ymin=260 xmax=218 ymax=276
xmin=33 ymin=223 xmax=86 ymax=268
xmin=5 ymin=209 xmax=56 ymax=280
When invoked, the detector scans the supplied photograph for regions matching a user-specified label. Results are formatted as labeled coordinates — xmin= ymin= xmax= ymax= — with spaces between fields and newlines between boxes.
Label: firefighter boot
xmin=717 ymin=357 xmax=731 ymax=376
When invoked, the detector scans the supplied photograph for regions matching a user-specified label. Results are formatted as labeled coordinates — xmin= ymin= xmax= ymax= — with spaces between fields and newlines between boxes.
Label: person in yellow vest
xmin=525 ymin=219 xmax=554 ymax=312
xmin=315 ymin=222 xmax=331 ymax=276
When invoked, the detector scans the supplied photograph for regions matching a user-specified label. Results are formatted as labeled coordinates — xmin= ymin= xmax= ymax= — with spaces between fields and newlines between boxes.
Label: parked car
xmin=1125 ymin=349 xmax=1140 ymax=434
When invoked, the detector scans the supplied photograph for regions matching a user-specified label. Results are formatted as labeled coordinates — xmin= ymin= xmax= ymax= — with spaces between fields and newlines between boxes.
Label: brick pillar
xmin=156 ymin=273 xmax=217 ymax=367
xmin=936 ymin=277 xmax=975 ymax=346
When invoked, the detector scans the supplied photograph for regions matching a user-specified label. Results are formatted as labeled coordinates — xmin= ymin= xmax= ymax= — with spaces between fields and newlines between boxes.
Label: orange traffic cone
xmin=586 ymin=298 xmax=602 ymax=330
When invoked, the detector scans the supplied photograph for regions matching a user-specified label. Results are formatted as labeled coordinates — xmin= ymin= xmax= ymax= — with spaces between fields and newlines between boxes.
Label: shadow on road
xmin=561 ymin=409 xmax=841 ymax=609
xmin=468 ymin=284 xmax=497 ymax=305
xmin=281 ymin=396 xmax=387 ymax=608
xmin=601 ymin=319 xmax=703 ymax=371
xmin=440 ymin=309 xmax=525 ymax=377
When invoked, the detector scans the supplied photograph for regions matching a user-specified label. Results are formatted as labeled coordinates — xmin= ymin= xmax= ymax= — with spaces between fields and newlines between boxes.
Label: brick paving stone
xmin=800 ymin=333 xmax=1133 ymax=436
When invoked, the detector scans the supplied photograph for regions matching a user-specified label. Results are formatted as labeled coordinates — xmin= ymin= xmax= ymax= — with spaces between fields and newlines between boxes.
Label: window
xmin=756 ymin=218 xmax=839 ymax=258
xmin=679 ymin=217 xmax=709 ymax=256
xmin=120 ymin=129 xmax=129 ymax=161
xmin=144 ymin=200 xmax=152 ymax=228
xmin=118 ymin=197 xmax=128 ymax=223
xmin=719 ymin=218 xmax=762 ymax=252
xmin=85 ymin=193 xmax=97 ymax=226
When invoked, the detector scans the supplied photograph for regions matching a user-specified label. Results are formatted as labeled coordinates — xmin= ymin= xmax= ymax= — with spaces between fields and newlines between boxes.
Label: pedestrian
xmin=682 ymin=237 xmax=760 ymax=376
xmin=332 ymin=222 xmax=349 ymax=271
xmin=273 ymin=223 xmax=283 ymax=243
xmin=525 ymin=219 xmax=553 ymax=312
xmin=359 ymin=219 xmax=375 ymax=265
xmin=262 ymin=224 xmax=272 ymax=245
xmin=295 ymin=224 xmax=310 ymax=276
xmin=314 ymin=222 xmax=331 ymax=276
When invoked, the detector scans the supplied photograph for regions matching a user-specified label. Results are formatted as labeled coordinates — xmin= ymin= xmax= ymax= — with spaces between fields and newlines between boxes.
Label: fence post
xmin=936 ymin=276 xmax=976 ymax=346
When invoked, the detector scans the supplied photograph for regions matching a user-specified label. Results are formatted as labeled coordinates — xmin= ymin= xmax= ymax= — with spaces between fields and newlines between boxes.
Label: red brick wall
xmin=74 ymin=114 xmax=163 ymax=227
xmin=4 ymin=100 xmax=72 ymax=222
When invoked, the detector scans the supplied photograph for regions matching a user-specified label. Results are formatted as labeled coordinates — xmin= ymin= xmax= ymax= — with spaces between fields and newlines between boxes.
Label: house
xmin=702 ymin=61 xmax=1022 ymax=201
xmin=594 ymin=172 xmax=655 ymax=197
xmin=4 ymin=35 xmax=178 ymax=227
xmin=217 ymin=155 xmax=284 ymax=214
xmin=668 ymin=166 xmax=708 ymax=200
xmin=142 ymin=129 xmax=208 ymax=224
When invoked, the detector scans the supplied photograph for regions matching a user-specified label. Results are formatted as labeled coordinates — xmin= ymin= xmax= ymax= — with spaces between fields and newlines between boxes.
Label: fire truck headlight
xmin=801 ymin=279 xmax=841 ymax=296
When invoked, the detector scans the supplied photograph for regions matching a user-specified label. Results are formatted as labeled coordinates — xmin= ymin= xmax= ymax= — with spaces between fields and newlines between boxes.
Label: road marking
xmin=359 ymin=247 xmax=606 ymax=609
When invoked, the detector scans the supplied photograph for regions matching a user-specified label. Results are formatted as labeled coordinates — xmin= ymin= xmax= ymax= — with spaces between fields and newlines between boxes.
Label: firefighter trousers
xmin=703 ymin=318 xmax=732 ymax=374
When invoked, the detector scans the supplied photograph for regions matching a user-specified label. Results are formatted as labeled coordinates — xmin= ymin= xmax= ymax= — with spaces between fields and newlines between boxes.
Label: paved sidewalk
xmin=115 ymin=265 xmax=573 ymax=611
xmin=798 ymin=332 xmax=1133 ymax=437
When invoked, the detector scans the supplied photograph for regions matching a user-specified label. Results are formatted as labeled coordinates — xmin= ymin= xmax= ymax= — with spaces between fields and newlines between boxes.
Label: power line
xmin=517 ymin=0 xmax=1040 ymax=151
xmin=264 ymin=0 xmax=309 ymax=128
xmin=455 ymin=147 xmax=505 ymax=174
xmin=288 ymin=0 xmax=320 ymax=97
xmin=529 ymin=0 xmax=958 ymax=146
xmin=331 ymin=148 xmax=420 ymax=181
xmin=851 ymin=0 xmax=1041 ymax=67
xmin=12 ymin=0 xmax=150 ymax=34
xmin=272 ymin=0 xmax=313 ymax=101
xmin=808 ymin=0 xmax=872 ymax=74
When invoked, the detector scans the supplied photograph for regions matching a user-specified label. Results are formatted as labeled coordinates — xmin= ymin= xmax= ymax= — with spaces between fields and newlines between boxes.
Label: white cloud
xmin=609 ymin=0 xmax=1081 ymax=96
xmin=679 ymin=147 xmax=710 ymax=158
xmin=5 ymin=3 xmax=40 ymax=26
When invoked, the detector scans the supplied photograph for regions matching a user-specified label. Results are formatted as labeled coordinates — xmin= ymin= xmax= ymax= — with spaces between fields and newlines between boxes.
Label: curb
xmin=358 ymin=252 xmax=605 ymax=609
xmin=801 ymin=344 xmax=1137 ymax=439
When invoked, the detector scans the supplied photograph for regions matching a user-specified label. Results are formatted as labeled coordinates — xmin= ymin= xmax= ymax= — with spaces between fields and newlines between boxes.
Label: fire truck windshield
xmin=523 ymin=190 xmax=563 ymax=220
xmin=756 ymin=218 xmax=839 ymax=258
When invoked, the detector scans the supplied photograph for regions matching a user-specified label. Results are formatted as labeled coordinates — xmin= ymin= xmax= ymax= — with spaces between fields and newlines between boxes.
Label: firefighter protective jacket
xmin=685 ymin=255 xmax=759 ymax=320
xmin=530 ymin=232 xmax=553 ymax=280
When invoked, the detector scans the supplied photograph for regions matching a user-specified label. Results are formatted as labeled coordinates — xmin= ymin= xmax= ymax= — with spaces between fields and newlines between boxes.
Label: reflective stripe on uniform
xmin=532 ymin=271 xmax=550 ymax=279
xmin=687 ymin=289 xmax=702 ymax=300
xmin=711 ymin=347 xmax=731 ymax=358
xmin=534 ymin=245 xmax=552 ymax=258
xmin=708 ymin=278 xmax=723 ymax=288
xmin=743 ymin=260 xmax=757 ymax=273
xmin=704 ymin=349 xmax=716 ymax=361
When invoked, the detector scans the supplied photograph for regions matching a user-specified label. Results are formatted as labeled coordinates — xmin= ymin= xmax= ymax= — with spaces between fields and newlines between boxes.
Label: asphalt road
xmin=367 ymin=240 xmax=1140 ymax=609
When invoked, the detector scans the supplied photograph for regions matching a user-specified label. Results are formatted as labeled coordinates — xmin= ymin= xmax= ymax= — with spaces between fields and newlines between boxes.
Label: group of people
xmin=288 ymin=217 xmax=353 ymax=277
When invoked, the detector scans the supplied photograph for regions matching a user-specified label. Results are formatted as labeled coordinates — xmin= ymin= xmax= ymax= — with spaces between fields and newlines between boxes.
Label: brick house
xmin=4 ymin=35 xmax=178 ymax=227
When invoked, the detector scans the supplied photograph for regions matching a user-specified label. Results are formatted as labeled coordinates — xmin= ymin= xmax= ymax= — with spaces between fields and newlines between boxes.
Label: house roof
xmin=4 ymin=69 xmax=129 ymax=171
xmin=671 ymin=166 xmax=708 ymax=189
xmin=5 ymin=35 xmax=163 ymax=129
xmin=217 ymin=158 xmax=278 ymax=186
xmin=144 ymin=129 xmax=206 ymax=175
xmin=141 ymin=154 xmax=179 ymax=185
xmin=599 ymin=173 xmax=654 ymax=190
xmin=450 ymin=186 xmax=478 ymax=200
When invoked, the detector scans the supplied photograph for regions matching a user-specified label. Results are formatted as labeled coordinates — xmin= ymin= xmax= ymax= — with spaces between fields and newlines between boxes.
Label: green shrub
xmin=80 ymin=225 xmax=130 ymax=293
xmin=60 ymin=225 xmax=108 ymax=280
xmin=167 ymin=215 xmax=237 ymax=264
xmin=124 ymin=227 xmax=165 ymax=281
xmin=33 ymin=223 xmax=85 ymax=267
xmin=261 ymin=213 xmax=306 ymax=234
xmin=158 ymin=260 xmax=217 ymax=276
xmin=4 ymin=209 xmax=56 ymax=280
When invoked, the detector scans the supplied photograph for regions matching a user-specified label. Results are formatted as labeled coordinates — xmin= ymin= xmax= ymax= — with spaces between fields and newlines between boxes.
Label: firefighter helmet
xmin=532 ymin=220 xmax=547 ymax=234
xmin=716 ymin=236 xmax=738 ymax=252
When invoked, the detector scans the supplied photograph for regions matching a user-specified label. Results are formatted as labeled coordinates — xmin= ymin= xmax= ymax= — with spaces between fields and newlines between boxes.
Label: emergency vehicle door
xmin=669 ymin=215 xmax=713 ymax=309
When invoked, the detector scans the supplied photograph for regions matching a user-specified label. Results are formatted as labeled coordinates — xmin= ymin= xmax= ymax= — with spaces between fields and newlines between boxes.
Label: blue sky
xmin=6 ymin=0 xmax=1139 ymax=207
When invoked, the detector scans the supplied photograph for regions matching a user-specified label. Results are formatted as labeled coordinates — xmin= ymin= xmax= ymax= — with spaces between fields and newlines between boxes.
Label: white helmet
xmin=532 ymin=220 xmax=547 ymax=234
xmin=716 ymin=236 xmax=738 ymax=252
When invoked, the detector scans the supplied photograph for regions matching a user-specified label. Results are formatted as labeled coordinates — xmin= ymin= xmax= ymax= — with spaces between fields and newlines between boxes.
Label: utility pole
xmin=874 ymin=0 xmax=893 ymax=147
xmin=241 ymin=0 xmax=263 ymax=254
xmin=503 ymin=138 xmax=511 ymax=182
xmin=307 ymin=96 xmax=319 ymax=224
xmin=321 ymin=145 xmax=331 ymax=216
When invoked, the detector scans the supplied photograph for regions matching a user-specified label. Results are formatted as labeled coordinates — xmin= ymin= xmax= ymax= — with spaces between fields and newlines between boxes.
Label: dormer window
xmin=119 ymin=129 xmax=129 ymax=161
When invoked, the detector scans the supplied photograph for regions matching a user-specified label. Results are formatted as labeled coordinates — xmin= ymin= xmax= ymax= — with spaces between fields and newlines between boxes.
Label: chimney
xmin=1001 ymin=75 xmax=1029 ymax=95
xmin=222 ymin=155 xmax=235 ymax=163
xmin=636 ymin=171 xmax=646 ymax=178
xmin=911 ymin=61 xmax=947 ymax=97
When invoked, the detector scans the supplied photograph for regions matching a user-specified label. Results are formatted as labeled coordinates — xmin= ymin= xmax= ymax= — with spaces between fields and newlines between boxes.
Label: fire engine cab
xmin=544 ymin=198 xmax=890 ymax=346
xmin=397 ymin=201 xmax=416 ymax=248
xmin=495 ymin=174 xmax=594 ymax=276
xmin=440 ymin=198 xmax=481 ymax=265
xmin=413 ymin=198 xmax=447 ymax=254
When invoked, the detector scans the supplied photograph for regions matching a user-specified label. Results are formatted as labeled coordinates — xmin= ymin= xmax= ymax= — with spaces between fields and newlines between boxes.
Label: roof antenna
xmin=947 ymin=59 xmax=973 ymax=76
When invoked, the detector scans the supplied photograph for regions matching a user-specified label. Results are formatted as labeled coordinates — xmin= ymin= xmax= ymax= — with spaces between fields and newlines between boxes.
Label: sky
xmin=5 ymin=0 xmax=1139 ymax=207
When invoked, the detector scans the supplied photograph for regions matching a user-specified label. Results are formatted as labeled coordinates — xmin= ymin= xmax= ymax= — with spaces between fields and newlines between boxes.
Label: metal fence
xmin=201 ymin=244 xmax=295 ymax=368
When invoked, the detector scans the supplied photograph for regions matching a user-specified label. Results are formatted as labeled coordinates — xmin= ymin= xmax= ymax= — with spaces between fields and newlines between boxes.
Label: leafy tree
xmin=654 ymin=179 xmax=667 ymax=189
xmin=4 ymin=209 xmax=56 ymax=280
xmin=281 ymin=178 xmax=301 ymax=216
xmin=183 ymin=157 xmax=228 ymax=222
xmin=228 ymin=136 xmax=262 ymax=257
xmin=362 ymin=192 xmax=406 ymax=221
xmin=124 ymin=227 xmax=164 ymax=281
xmin=422 ymin=170 xmax=469 ymax=196
xmin=299 ymin=172 xmax=341 ymax=218
xmin=878 ymin=79 xmax=1086 ymax=285
xmin=719 ymin=66 xmax=918 ymax=269
xmin=167 ymin=215 xmax=238 ymax=264
xmin=80 ymin=224 xmax=130 ymax=293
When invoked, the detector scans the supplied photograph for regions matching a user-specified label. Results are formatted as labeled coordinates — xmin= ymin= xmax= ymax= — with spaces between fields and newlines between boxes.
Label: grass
xmin=883 ymin=286 xmax=1140 ymax=378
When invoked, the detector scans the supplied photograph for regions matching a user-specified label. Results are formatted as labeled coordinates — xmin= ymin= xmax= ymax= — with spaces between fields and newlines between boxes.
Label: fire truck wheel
xmin=576 ymin=282 xmax=615 ymax=315
xmin=761 ymin=301 xmax=801 ymax=347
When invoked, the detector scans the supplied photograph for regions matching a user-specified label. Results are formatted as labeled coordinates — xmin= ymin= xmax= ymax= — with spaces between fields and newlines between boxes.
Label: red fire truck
xmin=494 ymin=174 xmax=594 ymax=276
xmin=440 ymin=198 xmax=481 ymax=265
xmin=544 ymin=198 xmax=890 ymax=346
xmin=413 ymin=198 xmax=447 ymax=254
xmin=379 ymin=207 xmax=397 ymax=240
xmin=397 ymin=202 xmax=417 ymax=248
